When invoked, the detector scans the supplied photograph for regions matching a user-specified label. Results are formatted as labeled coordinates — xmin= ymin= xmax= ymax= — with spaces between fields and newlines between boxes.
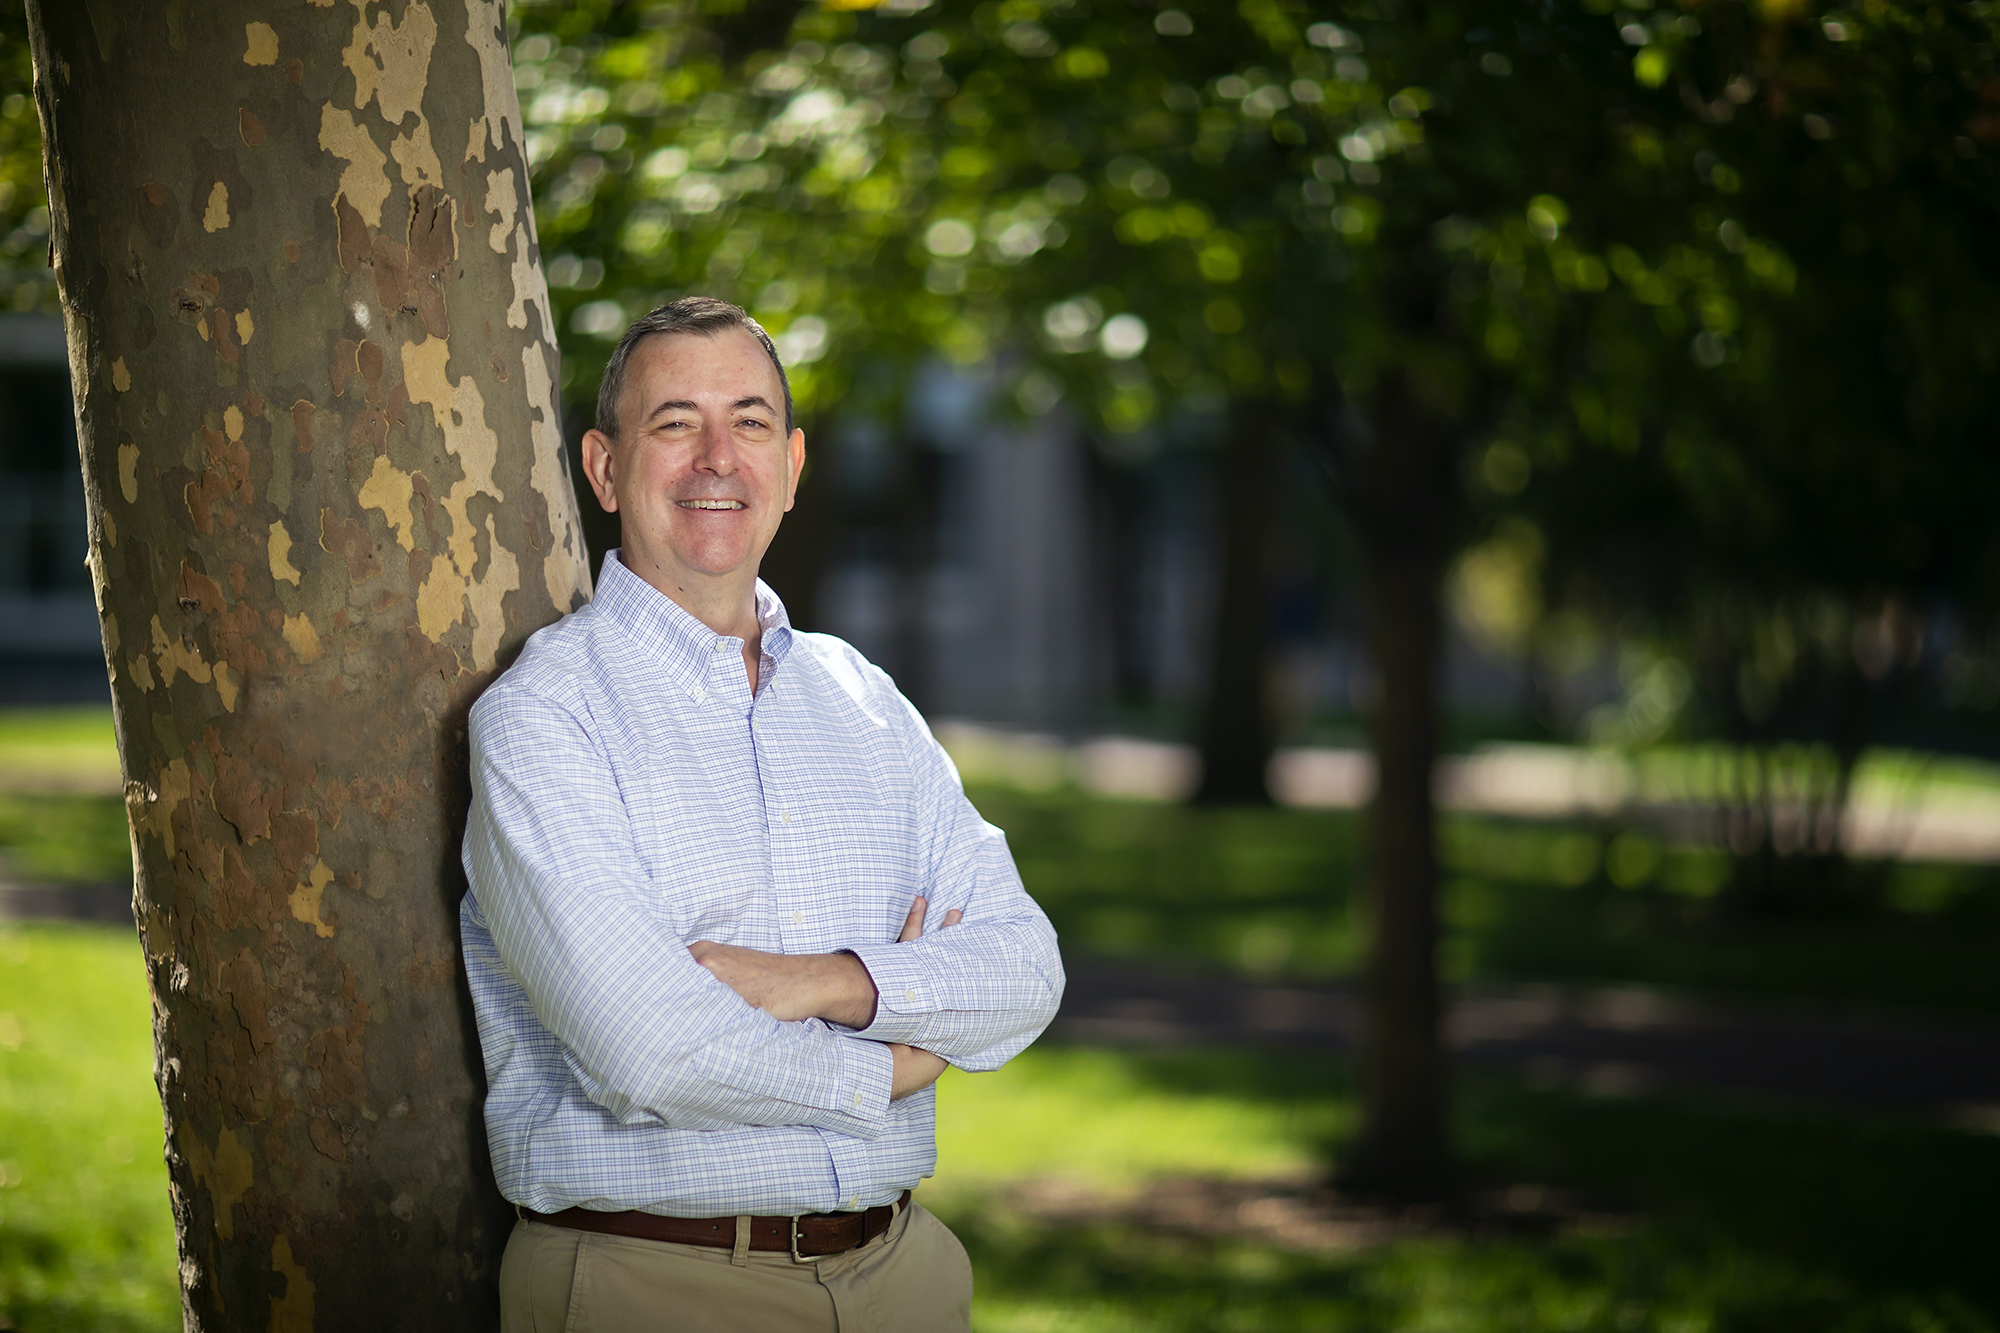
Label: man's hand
xmin=689 ymin=894 xmax=965 ymax=1029
xmin=888 ymin=1043 xmax=948 ymax=1100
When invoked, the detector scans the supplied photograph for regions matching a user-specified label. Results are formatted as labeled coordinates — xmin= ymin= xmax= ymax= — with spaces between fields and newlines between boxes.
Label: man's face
xmin=581 ymin=328 xmax=806 ymax=596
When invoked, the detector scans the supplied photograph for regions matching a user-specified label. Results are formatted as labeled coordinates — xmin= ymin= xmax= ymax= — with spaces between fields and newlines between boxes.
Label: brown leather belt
xmin=523 ymin=1190 xmax=911 ymax=1261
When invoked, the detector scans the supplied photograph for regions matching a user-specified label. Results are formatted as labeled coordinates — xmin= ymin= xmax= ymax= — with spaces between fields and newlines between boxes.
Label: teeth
xmin=680 ymin=500 xmax=744 ymax=510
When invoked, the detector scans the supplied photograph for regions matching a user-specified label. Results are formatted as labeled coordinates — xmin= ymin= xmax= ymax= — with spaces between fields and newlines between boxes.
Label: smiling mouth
xmin=678 ymin=499 xmax=745 ymax=510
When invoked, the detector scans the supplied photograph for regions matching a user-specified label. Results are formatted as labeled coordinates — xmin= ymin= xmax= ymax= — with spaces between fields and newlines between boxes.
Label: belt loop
xmin=731 ymin=1215 xmax=752 ymax=1267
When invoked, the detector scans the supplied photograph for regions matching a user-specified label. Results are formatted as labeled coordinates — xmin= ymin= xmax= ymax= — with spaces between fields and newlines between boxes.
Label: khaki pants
xmin=498 ymin=1200 xmax=973 ymax=1333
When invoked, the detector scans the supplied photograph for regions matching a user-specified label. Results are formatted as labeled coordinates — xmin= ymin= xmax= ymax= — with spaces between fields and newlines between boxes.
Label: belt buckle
xmin=789 ymin=1215 xmax=827 ymax=1264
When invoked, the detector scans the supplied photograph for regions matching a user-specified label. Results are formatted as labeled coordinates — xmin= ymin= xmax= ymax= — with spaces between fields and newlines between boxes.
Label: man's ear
xmin=580 ymin=429 xmax=620 ymax=514
xmin=782 ymin=427 xmax=805 ymax=513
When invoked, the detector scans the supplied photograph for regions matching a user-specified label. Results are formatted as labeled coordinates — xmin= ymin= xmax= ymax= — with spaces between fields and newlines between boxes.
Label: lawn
xmin=5 ymin=707 xmax=1999 ymax=1328
xmin=5 ymin=922 xmax=1998 ymax=1331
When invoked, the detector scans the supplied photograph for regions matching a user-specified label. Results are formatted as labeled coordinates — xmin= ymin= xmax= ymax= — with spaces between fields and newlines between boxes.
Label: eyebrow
xmin=643 ymin=396 xmax=778 ymax=425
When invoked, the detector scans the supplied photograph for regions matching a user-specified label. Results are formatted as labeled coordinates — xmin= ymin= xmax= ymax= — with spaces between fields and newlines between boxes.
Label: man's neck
xmin=620 ymin=550 xmax=764 ymax=688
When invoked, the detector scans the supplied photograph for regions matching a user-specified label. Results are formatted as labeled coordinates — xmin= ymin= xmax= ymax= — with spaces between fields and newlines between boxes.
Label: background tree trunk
xmin=28 ymin=2 xmax=589 ymax=1326
xmin=1339 ymin=378 xmax=1456 ymax=1200
xmin=1192 ymin=400 xmax=1275 ymax=806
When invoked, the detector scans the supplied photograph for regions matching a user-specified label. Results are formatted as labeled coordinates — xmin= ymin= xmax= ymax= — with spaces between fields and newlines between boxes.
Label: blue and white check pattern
xmin=460 ymin=552 xmax=1064 ymax=1218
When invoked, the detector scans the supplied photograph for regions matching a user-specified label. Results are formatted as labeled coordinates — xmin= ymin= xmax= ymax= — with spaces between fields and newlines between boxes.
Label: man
xmin=459 ymin=297 xmax=1064 ymax=1331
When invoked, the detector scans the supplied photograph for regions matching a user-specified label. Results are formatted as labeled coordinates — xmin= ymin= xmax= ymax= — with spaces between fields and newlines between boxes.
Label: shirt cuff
xmin=843 ymin=943 xmax=932 ymax=1046
xmin=828 ymin=1020 xmax=896 ymax=1125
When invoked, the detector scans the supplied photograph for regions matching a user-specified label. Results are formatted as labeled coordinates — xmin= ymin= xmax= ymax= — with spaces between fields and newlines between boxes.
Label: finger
xmin=898 ymin=895 xmax=929 ymax=943
xmin=941 ymin=909 xmax=963 ymax=928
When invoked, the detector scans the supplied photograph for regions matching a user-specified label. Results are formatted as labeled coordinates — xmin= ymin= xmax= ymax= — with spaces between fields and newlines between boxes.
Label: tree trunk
xmin=1192 ymin=401 xmax=1274 ymax=805
xmin=1338 ymin=379 xmax=1456 ymax=1200
xmin=28 ymin=3 xmax=590 ymax=1326
xmin=1346 ymin=543 xmax=1451 ymax=1196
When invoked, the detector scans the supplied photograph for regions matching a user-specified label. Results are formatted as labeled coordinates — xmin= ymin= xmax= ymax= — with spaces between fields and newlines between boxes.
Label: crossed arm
xmin=689 ymin=894 xmax=963 ymax=1101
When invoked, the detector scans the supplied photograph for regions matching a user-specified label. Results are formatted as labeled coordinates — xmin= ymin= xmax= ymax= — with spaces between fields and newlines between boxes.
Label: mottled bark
xmin=27 ymin=2 xmax=589 ymax=1327
xmin=1192 ymin=401 xmax=1275 ymax=806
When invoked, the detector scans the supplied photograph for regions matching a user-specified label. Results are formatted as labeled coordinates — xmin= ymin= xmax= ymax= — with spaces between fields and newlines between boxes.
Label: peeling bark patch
xmin=406 ymin=187 xmax=455 ymax=339
xmin=390 ymin=122 xmax=444 ymax=193
xmin=522 ymin=343 xmax=591 ymax=608
xmin=268 ymin=522 xmax=302 ymax=588
xmin=334 ymin=194 xmax=369 ymax=274
xmin=358 ymin=456 xmax=417 ymax=551
xmin=235 ymin=310 xmax=254 ymax=345
xmin=209 ymin=309 xmax=240 ymax=362
xmin=318 ymin=105 xmax=390 ymax=228
xmin=307 ymin=1114 xmax=346 ymax=1163
xmin=118 ymin=442 xmax=139 ymax=502
xmin=291 ymin=399 xmax=318 ymax=455
xmin=466 ymin=513 xmax=521 ymax=668
xmin=202 ymin=181 xmax=230 ymax=233
xmin=212 ymin=750 xmax=272 ymax=844
xmin=242 ymin=21 xmax=278 ymax=66
xmin=287 ymin=57 xmax=305 ymax=87
xmin=112 ymin=357 xmax=131 ymax=391
xmin=239 ymin=107 xmax=266 ymax=148
xmin=400 ymin=335 xmax=521 ymax=665
xmin=185 ymin=1125 xmax=255 ymax=1241
xmin=480 ymin=167 xmax=515 ymax=256
xmin=176 ymin=561 xmax=225 ymax=614
xmin=281 ymin=612 xmax=321 ymax=663
xmin=319 ymin=509 xmax=383 ymax=584
xmin=270 ymin=1235 xmax=317 ymax=1330
xmin=151 ymin=615 xmax=214 ymax=690
xmin=289 ymin=859 xmax=335 ymax=939
xmin=221 ymin=950 xmax=277 ymax=1051
xmin=143 ymin=180 xmax=166 ymax=207
xmin=344 ymin=1 xmax=437 ymax=126
xmin=464 ymin=0 xmax=515 ymax=163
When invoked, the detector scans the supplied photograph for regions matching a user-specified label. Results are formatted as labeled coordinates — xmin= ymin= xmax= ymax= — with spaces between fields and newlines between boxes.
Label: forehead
xmin=620 ymin=327 xmax=781 ymax=415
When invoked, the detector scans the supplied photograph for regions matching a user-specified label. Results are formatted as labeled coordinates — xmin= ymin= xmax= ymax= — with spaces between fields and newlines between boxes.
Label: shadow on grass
xmin=0 ymin=1222 xmax=171 ymax=1333
xmin=990 ymin=1044 xmax=2000 ymax=1329
xmin=947 ymin=1209 xmax=1998 ymax=1333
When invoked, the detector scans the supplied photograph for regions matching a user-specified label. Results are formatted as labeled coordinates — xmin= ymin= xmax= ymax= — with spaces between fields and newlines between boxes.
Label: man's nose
xmin=691 ymin=420 xmax=738 ymax=473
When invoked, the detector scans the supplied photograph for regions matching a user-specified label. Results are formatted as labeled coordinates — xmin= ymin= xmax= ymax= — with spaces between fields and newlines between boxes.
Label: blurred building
xmin=0 ymin=313 xmax=102 ymax=704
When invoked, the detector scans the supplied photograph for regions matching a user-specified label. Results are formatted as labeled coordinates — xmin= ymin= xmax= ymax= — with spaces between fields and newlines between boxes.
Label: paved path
xmin=1057 ymin=959 xmax=2000 ymax=1127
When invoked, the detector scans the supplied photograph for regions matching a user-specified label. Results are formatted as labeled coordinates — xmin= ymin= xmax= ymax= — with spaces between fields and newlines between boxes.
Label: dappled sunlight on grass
xmin=933 ymin=1046 xmax=1351 ymax=1197
xmin=967 ymin=783 xmax=2000 ymax=1015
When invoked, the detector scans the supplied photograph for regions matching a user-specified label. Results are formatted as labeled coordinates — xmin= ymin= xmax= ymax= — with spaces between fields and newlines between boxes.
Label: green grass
xmin=0 ymin=794 xmax=132 ymax=884
xmin=0 ymin=706 xmax=131 ymax=887
xmin=0 ymin=924 xmax=177 ymax=1332
xmin=5 ymin=924 xmax=1998 ymax=1331
xmin=0 ymin=707 xmax=121 ymax=789
xmin=932 ymin=1046 xmax=2000 ymax=1332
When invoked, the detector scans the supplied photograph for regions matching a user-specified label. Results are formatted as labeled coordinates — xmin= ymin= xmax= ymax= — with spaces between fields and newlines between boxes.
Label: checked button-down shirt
xmin=460 ymin=551 xmax=1064 ymax=1218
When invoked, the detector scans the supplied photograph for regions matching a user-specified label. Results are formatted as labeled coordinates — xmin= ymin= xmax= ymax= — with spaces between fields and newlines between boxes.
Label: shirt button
xmin=851 ymin=1093 xmax=863 ymax=1108
xmin=713 ymin=637 xmax=728 ymax=652
xmin=847 ymin=1196 xmax=860 ymax=1208
xmin=903 ymin=989 xmax=917 ymax=1003
xmin=791 ymin=911 xmax=804 ymax=925
xmin=780 ymin=811 xmax=792 ymax=824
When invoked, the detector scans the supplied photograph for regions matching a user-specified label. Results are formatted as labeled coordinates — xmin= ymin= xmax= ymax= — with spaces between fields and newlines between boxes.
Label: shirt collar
xmin=594 ymin=551 xmax=794 ymax=698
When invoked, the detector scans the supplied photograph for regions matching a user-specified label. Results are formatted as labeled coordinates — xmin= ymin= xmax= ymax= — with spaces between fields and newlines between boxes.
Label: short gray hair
xmin=595 ymin=296 xmax=796 ymax=440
